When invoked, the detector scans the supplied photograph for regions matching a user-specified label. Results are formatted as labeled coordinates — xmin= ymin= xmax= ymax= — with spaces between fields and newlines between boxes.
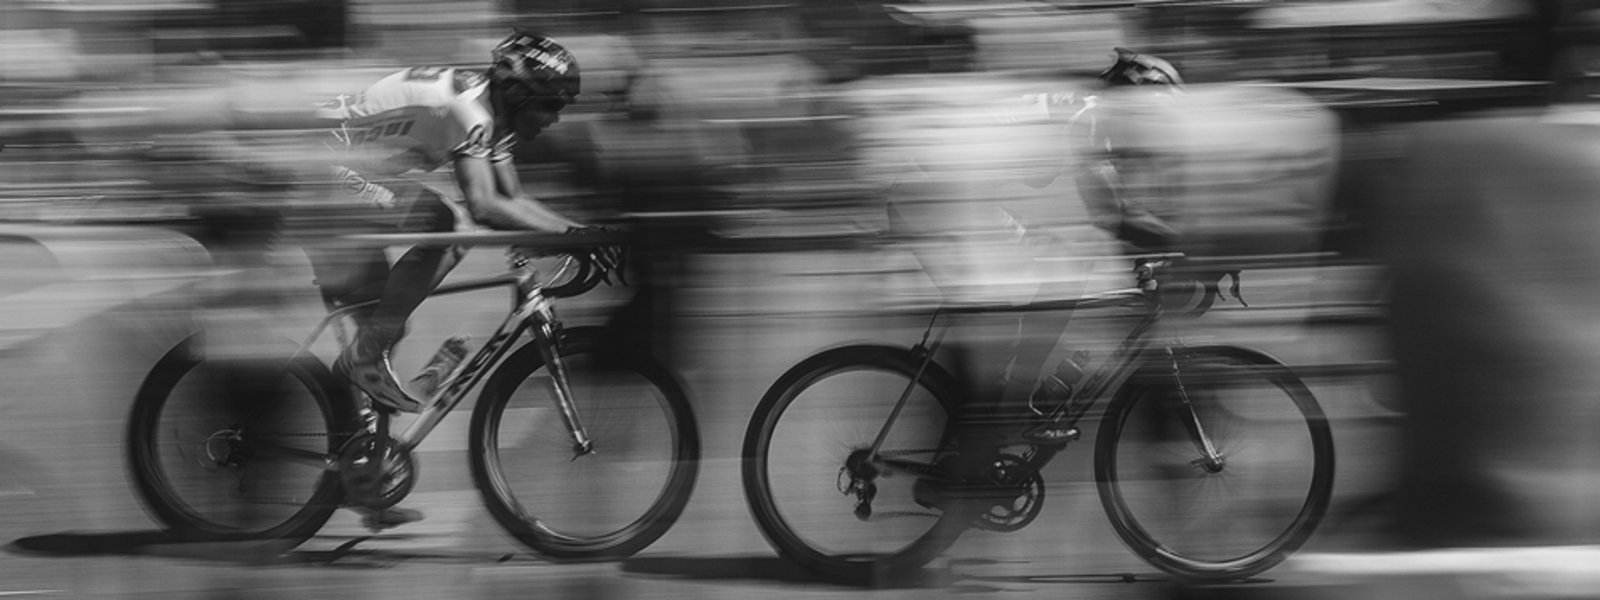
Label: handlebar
xmin=507 ymin=248 xmax=607 ymax=299
xmin=321 ymin=230 xmax=627 ymax=300
xmin=1139 ymin=255 xmax=1247 ymax=316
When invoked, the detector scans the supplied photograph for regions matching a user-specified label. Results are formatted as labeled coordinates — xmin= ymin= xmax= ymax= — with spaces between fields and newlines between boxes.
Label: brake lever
xmin=592 ymin=246 xmax=627 ymax=287
xmin=1190 ymin=270 xmax=1245 ymax=316
xmin=1223 ymin=270 xmax=1247 ymax=307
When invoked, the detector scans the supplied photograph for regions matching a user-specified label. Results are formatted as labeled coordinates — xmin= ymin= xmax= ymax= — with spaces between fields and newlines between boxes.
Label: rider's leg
xmin=343 ymin=241 xmax=463 ymax=532
xmin=916 ymin=314 xmax=1044 ymax=513
xmin=305 ymin=245 xmax=390 ymax=329
xmin=337 ymin=183 xmax=468 ymax=414
xmin=333 ymin=186 xmax=470 ymax=530
xmin=946 ymin=307 xmax=1074 ymax=454
xmin=923 ymin=282 xmax=1079 ymax=513
xmin=998 ymin=292 xmax=1078 ymax=409
xmin=355 ymin=241 xmax=466 ymax=355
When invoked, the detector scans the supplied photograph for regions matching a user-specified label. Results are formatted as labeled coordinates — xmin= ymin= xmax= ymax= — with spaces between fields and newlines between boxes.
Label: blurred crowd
xmin=0 ymin=0 xmax=1573 ymax=241
xmin=6 ymin=0 xmax=1600 ymax=598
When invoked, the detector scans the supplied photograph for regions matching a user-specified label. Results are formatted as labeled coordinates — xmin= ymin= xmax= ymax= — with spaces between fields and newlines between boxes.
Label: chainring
xmin=974 ymin=453 xmax=1045 ymax=532
xmin=337 ymin=433 xmax=417 ymax=510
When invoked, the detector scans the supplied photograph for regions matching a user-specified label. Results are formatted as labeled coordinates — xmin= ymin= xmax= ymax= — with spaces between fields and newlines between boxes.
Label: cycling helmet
xmin=1099 ymin=47 xmax=1183 ymax=88
xmin=490 ymin=31 xmax=581 ymax=114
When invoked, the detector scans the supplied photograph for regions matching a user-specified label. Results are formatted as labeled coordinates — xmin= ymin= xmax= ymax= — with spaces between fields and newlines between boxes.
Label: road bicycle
xmin=742 ymin=255 xmax=1334 ymax=585
xmin=125 ymin=231 xmax=700 ymax=560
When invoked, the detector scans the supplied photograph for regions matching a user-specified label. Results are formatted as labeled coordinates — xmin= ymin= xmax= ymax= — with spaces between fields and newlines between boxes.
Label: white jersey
xmin=317 ymin=67 xmax=515 ymax=178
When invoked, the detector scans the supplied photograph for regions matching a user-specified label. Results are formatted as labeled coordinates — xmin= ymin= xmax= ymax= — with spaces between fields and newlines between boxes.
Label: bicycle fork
xmin=1164 ymin=348 xmax=1225 ymax=473
xmin=487 ymin=286 xmax=594 ymax=459
xmin=526 ymin=295 xmax=593 ymax=459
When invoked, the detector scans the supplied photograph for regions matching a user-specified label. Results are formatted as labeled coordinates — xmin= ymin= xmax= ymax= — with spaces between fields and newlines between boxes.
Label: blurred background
xmin=3 ymin=0 xmax=1599 ymax=598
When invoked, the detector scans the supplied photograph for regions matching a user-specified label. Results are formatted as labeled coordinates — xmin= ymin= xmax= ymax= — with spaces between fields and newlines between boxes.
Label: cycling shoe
xmin=359 ymin=506 xmax=425 ymax=531
xmin=335 ymin=346 xmax=422 ymax=414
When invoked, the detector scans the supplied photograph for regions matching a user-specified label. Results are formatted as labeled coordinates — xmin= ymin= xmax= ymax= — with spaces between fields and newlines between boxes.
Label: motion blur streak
xmin=0 ymin=0 xmax=1593 ymax=599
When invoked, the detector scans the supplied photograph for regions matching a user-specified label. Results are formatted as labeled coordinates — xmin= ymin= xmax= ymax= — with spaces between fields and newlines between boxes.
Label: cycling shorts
xmin=328 ymin=165 xmax=472 ymax=233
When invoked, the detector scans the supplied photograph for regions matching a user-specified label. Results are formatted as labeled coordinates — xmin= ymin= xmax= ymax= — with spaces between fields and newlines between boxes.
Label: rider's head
xmin=489 ymin=31 xmax=580 ymax=138
xmin=1099 ymin=48 xmax=1183 ymax=89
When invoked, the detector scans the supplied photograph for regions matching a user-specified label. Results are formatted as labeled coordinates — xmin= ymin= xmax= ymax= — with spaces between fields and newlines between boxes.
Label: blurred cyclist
xmin=909 ymin=47 xmax=1186 ymax=509
xmin=1076 ymin=47 xmax=1184 ymax=252
xmin=991 ymin=47 xmax=1184 ymax=251
xmin=314 ymin=31 xmax=617 ymax=415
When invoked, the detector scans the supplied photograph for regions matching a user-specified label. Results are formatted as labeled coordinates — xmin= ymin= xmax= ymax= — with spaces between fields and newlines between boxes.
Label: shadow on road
xmin=622 ymin=555 xmax=851 ymax=586
xmin=948 ymin=557 xmax=1193 ymax=588
xmin=951 ymin=557 xmax=1172 ymax=585
xmin=948 ymin=559 xmax=1283 ymax=597
xmin=619 ymin=554 xmax=1197 ymax=592
xmin=8 ymin=530 xmax=296 ymax=564
xmin=620 ymin=554 xmax=972 ymax=589
xmin=6 ymin=530 xmax=510 ymax=569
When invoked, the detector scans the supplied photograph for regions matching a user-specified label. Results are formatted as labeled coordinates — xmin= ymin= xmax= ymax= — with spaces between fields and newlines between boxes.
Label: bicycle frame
xmin=282 ymin=256 xmax=595 ymax=459
xmin=866 ymin=258 xmax=1220 ymax=475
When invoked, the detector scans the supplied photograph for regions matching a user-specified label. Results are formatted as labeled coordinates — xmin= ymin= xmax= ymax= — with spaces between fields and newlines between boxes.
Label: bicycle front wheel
xmin=126 ymin=334 xmax=353 ymax=544
xmin=1095 ymin=345 xmax=1335 ymax=581
xmin=742 ymin=345 xmax=971 ymax=586
xmin=469 ymin=327 xmax=699 ymax=561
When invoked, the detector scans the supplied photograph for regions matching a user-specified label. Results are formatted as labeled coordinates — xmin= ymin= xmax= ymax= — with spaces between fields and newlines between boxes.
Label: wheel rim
xmin=1099 ymin=355 xmax=1332 ymax=578
xmin=144 ymin=359 xmax=338 ymax=536
xmin=754 ymin=363 xmax=954 ymax=568
xmin=484 ymin=349 xmax=684 ymax=549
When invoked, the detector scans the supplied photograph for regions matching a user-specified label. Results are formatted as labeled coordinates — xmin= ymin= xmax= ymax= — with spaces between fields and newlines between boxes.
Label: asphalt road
xmin=0 ymin=232 xmax=1398 ymax=599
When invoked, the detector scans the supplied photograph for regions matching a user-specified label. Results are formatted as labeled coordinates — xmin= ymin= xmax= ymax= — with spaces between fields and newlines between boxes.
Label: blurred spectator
xmin=1300 ymin=110 xmax=1600 ymax=598
xmin=564 ymin=5 xmax=848 ymax=360
xmin=1391 ymin=115 xmax=1600 ymax=541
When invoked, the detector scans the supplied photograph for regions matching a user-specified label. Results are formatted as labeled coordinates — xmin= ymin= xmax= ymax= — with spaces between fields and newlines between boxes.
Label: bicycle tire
xmin=1095 ymin=345 xmax=1334 ymax=582
xmin=469 ymin=326 xmax=699 ymax=561
xmin=126 ymin=334 xmax=354 ymax=545
xmin=742 ymin=345 xmax=975 ymax=586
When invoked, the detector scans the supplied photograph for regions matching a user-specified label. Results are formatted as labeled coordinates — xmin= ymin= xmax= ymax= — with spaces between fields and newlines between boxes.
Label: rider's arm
xmin=452 ymin=153 xmax=581 ymax=232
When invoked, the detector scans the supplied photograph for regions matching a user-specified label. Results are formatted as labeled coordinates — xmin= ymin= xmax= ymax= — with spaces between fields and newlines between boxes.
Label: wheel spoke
xmin=471 ymin=329 xmax=698 ymax=561
xmin=127 ymin=339 xmax=346 ymax=543
xmin=743 ymin=347 xmax=970 ymax=585
xmin=1096 ymin=348 xmax=1333 ymax=581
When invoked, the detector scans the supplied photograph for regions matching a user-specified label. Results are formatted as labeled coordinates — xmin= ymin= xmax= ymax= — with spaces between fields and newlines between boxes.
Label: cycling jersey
xmin=317 ymin=66 xmax=516 ymax=178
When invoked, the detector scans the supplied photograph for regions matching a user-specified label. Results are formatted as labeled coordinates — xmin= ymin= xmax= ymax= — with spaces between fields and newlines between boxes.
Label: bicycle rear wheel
xmin=470 ymin=327 xmax=699 ymax=561
xmin=1095 ymin=345 xmax=1334 ymax=581
xmin=742 ymin=345 xmax=973 ymax=586
xmin=126 ymin=334 xmax=353 ymax=544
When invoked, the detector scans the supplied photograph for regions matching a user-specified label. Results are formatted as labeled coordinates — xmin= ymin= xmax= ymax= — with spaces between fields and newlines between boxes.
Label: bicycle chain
xmin=251 ymin=430 xmax=362 ymax=440
xmin=863 ymin=509 xmax=944 ymax=521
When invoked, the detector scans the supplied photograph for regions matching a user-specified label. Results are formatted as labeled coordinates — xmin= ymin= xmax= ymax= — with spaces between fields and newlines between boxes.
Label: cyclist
xmin=314 ymin=31 xmax=618 ymax=415
xmin=908 ymin=47 xmax=1186 ymax=509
